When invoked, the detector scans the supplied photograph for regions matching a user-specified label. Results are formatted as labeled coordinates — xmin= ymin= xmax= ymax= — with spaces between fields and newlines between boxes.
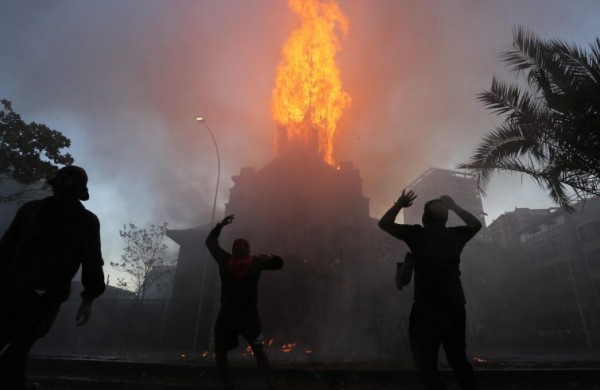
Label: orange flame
xmin=280 ymin=342 xmax=297 ymax=352
xmin=271 ymin=0 xmax=351 ymax=165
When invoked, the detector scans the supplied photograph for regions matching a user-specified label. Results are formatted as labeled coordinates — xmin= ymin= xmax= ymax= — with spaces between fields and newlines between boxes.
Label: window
xmin=586 ymin=248 xmax=600 ymax=269
xmin=580 ymin=220 xmax=600 ymax=242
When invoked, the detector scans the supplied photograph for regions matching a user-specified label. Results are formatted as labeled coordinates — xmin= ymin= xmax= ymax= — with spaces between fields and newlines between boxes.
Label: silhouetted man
xmin=205 ymin=214 xmax=283 ymax=390
xmin=379 ymin=190 xmax=482 ymax=390
xmin=0 ymin=165 xmax=106 ymax=390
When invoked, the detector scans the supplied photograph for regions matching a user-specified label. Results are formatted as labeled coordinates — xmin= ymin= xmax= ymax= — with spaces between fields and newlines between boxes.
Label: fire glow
xmin=280 ymin=342 xmax=297 ymax=352
xmin=271 ymin=0 xmax=351 ymax=165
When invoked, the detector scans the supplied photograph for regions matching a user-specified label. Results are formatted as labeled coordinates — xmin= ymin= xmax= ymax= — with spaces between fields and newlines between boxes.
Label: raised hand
xmin=439 ymin=195 xmax=457 ymax=209
xmin=397 ymin=189 xmax=417 ymax=208
xmin=221 ymin=214 xmax=234 ymax=226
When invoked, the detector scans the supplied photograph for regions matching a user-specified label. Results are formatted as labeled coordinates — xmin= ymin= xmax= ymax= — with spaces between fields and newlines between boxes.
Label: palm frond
xmin=461 ymin=27 xmax=600 ymax=210
xmin=471 ymin=157 xmax=574 ymax=209
xmin=458 ymin=123 xmax=549 ymax=192
xmin=501 ymin=27 xmax=549 ymax=74
xmin=551 ymin=39 xmax=600 ymax=85
xmin=590 ymin=38 xmax=600 ymax=72
xmin=478 ymin=78 xmax=542 ymax=122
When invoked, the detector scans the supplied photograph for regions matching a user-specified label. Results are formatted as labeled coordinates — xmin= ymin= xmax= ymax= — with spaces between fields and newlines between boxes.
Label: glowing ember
xmin=201 ymin=351 xmax=210 ymax=357
xmin=473 ymin=357 xmax=488 ymax=363
xmin=245 ymin=345 xmax=255 ymax=355
xmin=281 ymin=342 xmax=297 ymax=353
xmin=271 ymin=0 xmax=351 ymax=165
xmin=267 ymin=339 xmax=275 ymax=347
xmin=304 ymin=348 xmax=313 ymax=355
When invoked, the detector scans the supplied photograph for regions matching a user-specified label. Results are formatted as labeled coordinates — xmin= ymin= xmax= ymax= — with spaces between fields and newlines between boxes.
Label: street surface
xmin=27 ymin=355 xmax=600 ymax=390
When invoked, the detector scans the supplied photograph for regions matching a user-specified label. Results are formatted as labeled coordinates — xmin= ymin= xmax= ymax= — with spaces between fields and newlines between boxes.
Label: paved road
xmin=28 ymin=357 xmax=600 ymax=390
xmin=26 ymin=378 xmax=600 ymax=390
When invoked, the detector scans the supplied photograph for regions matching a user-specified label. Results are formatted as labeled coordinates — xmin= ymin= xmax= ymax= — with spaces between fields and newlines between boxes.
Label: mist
xmin=1 ymin=1 xmax=598 ymax=279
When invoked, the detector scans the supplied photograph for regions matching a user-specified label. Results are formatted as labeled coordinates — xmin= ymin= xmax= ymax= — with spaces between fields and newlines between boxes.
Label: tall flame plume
xmin=271 ymin=0 xmax=351 ymax=165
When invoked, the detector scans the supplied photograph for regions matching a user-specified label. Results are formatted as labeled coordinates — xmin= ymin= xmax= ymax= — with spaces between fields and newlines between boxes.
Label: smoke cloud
xmin=1 ymin=0 xmax=598 ymax=262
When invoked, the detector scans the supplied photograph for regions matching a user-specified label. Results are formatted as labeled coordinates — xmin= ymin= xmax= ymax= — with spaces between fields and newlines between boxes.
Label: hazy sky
xmin=1 ymin=1 xmax=599 ymax=277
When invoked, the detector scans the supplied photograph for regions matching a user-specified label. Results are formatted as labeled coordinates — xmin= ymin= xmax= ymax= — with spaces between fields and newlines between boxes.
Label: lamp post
xmin=195 ymin=116 xmax=221 ymax=224
xmin=192 ymin=116 xmax=221 ymax=352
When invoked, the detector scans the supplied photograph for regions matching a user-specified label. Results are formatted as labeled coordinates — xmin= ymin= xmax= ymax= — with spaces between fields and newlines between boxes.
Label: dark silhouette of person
xmin=379 ymin=190 xmax=482 ymax=390
xmin=205 ymin=214 xmax=283 ymax=390
xmin=0 ymin=165 xmax=106 ymax=390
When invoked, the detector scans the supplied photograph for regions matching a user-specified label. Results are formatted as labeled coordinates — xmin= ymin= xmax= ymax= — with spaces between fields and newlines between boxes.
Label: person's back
xmin=379 ymin=191 xmax=482 ymax=390
xmin=0 ymin=196 xmax=102 ymax=302
xmin=205 ymin=215 xmax=283 ymax=390
xmin=402 ymin=224 xmax=475 ymax=305
xmin=216 ymin=253 xmax=279 ymax=307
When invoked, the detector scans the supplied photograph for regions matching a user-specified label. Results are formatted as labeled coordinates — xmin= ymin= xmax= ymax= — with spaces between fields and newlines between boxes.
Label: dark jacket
xmin=205 ymin=223 xmax=283 ymax=310
xmin=0 ymin=196 xmax=105 ymax=302
xmin=379 ymin=224 xmax=476 ymax=305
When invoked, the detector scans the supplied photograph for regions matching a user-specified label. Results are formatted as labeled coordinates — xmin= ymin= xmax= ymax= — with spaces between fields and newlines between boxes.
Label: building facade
xmin=518 ymin=198 xmax=600 ymax=348
xmin=165 ymin=149 xmax=413 ymax=359
xmin=402 ymin=168 xmax=486 ymax=228
xmin=487 ymin=207 xmax=555 ymax=248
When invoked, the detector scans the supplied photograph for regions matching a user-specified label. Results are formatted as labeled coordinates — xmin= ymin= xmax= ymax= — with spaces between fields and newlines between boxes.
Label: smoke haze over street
xmin=1 ymin=0 xmax=599 ymax=269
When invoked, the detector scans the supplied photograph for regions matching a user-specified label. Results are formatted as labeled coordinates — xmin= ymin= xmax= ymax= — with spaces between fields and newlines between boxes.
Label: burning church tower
xmin=168 ymin=0 xmax=410 ymax=359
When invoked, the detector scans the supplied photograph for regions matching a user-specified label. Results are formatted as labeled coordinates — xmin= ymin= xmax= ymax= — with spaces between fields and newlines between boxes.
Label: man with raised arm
xmin=205 ymin=214 xmax=283 ymax=390
xmin=379 ymin=190 xmax=482 ymax=390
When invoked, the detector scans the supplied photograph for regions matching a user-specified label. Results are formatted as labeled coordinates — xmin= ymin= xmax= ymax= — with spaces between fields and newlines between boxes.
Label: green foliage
xmin=459 ymin=27 xmax=600 ymax=209
xmin=109 ymin=223 xmax=174 ymax=300
xmin=0 ymin=99 xmax=74 ymax=202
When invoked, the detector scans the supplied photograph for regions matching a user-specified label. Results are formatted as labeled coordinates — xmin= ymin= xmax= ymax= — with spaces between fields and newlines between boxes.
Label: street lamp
xmin=195 ymin=116 xmax=221 ymax=224
xmin=192 ymin=115 xmax=221 ymax=352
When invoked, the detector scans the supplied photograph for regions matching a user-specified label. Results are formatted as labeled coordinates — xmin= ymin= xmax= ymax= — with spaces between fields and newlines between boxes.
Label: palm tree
xmin=458 ymin=27 xmax=600 ymax=209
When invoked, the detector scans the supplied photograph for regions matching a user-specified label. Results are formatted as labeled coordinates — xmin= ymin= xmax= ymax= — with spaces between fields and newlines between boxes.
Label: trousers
xmin=409 ymin=302 xmax=478 ymax=390
xmin=0 ymin=292 xmax=60 ymax=390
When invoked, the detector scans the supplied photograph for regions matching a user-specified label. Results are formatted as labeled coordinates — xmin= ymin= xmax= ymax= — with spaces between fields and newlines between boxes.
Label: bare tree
xmin=459 ymin=27 xmax=600 ymax=209
xmin=110 ymin=223 xmax=174 ymax=301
